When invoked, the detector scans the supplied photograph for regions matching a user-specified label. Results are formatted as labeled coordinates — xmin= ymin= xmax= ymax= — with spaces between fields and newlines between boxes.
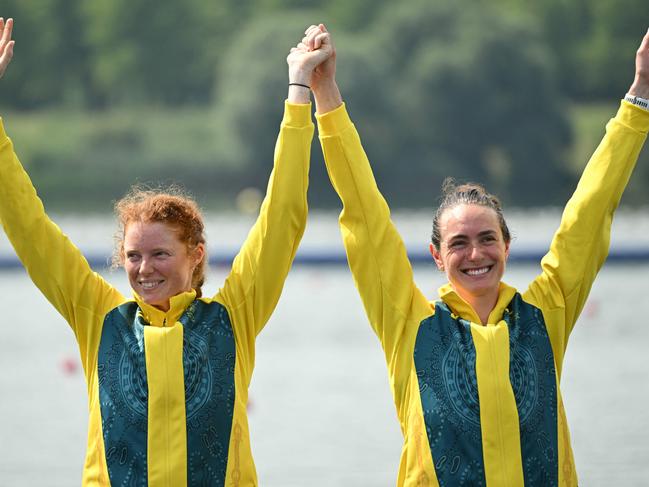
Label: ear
xmin=192 ymin=242 xmax=206 ymax=267
xmin=429 ymin=243 xmax=444 ymax=271
xmin=504 ymin=240 xmax=511 ymax=260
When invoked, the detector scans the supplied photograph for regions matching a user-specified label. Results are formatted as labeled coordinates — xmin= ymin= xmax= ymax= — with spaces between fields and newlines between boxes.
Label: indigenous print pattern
xmin=98 ymin=301 xmax=237 ymax=486
xmin=414 ymin=296 xmax=559 ymax=486
xmin=414 ymin=302 xmax=486 ymax=486
xmin=98 ymin=304 xmax=149 ymax=486
xmin=505 ymin=294 xmax=558 ymax=486
xmin=184 ymin=301 xmax=237 ymax=486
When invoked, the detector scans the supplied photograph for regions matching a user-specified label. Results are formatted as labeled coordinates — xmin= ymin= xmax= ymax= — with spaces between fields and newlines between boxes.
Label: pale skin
xmin=304 ymin=24 xmax=649 ymax=324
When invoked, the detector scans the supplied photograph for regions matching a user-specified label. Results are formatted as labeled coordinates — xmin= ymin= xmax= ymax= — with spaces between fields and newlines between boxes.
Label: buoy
xmin=60 ymin=356 xmax=79 ymax=375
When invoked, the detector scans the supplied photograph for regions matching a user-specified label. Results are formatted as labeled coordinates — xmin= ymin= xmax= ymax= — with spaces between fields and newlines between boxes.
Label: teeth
xmin=140 ymin=281 xmax=160 ymax=290
xmin=465 ymin=267 xmax=489 ymax=276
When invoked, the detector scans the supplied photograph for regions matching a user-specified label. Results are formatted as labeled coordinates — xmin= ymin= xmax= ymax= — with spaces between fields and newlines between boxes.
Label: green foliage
xmin=5 ymin=108 xmax=235 ymax=210
xmin=502 ymin=0 xmax=646 ymax=100
xmin=0 ymin=0 xmax=88 ymax=108
xmin=340 ymin=0 xmax=573 ymax=206
xmin=80 ymin=0 xmax=240 ymax=106
xmin=1 ymin=0 xmax=648 ymax=208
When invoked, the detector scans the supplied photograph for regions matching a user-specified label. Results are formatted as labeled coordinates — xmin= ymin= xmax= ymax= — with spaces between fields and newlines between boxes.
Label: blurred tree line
xmin=0 ymin=0 xmax=647 ymax=210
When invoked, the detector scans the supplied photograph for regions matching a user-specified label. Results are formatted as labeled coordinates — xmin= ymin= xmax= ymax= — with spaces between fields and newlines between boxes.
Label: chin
xmin=141 ymin=293 xmax=167 ymax=308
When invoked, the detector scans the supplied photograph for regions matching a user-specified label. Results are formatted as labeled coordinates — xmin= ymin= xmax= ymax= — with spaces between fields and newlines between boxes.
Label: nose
xmin=139 ymin=256 xmax=154 ymax=275
xmin=466 ymin=243 xmax=483 ymax=261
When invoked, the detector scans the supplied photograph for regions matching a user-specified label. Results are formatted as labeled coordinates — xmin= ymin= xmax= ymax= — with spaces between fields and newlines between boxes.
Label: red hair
xmin=113 ymin=186 xmax=207 ymax=296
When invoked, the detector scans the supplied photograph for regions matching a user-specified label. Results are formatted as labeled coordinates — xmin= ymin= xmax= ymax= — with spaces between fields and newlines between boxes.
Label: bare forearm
xmin=287 ymin=67 xmax=312 ymax=104
xmin=628 ymin=29 xmax=649 ymax=98
xmin=313 ymin=80 xmax=343 ymax=115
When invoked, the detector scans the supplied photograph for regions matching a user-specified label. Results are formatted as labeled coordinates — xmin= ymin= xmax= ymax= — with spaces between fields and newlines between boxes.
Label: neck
xmin=461 ymin=291 xmax=499 ymax=325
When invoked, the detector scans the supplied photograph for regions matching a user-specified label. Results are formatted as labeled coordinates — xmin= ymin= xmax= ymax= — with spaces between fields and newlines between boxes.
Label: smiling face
xmin=430 ymin=203 xmax=510 ymax=305
xmin=123 ymin=221 xmax=205 ymax=311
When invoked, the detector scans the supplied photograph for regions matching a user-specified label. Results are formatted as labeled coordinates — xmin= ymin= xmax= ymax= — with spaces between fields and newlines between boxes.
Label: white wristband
xmin=624 ymin=93 xmax=649 ymax=111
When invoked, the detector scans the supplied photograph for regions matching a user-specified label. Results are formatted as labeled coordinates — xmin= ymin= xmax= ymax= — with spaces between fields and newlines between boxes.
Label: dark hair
xmin=431 ymin=178 xmax=510 ymax=251
xmin=113 ymin=185 xmax=207 ymax=297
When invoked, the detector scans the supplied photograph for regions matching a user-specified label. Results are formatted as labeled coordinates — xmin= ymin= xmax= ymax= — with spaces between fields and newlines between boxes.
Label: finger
xmin=0 ymin=40 xmax=14 ymax=75
xmin=313 ymin=32 xmax=330 ymax=51
xmin=304 ymin=24 xmax=320 ymax=36
xmin=289 ymin=45 xmax=308 ymax=54
xmin=0 ymin=38 xmax=13 ymax=59
xmin=305 ymin=28 xmax=321 ymax=51
xmin=0 ymin=18 xmax=13 ymax=48
xmin=305 ymin=24 xmax=327 ymax=50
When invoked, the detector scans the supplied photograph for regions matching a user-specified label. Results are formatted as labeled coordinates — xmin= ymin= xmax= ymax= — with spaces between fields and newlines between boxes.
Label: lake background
xmin=0 ymin=210 xmax=648 ymax=486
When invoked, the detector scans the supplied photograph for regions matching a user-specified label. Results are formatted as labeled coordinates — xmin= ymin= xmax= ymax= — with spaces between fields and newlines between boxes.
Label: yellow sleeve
xmin=524 ymin=102 xmax=649 ymax=358
xmin=0 ymin=118 xmax=124 ymax=357
xmin=216 ymin=102 xmax=312 ymax=363
xmin=317 ymin=104 xmax=431 ymax=374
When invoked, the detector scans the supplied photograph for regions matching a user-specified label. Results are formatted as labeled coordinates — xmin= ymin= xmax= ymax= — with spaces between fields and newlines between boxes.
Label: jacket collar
xmin=437 ymin=282 xmax=517 ymax=325
xmin=132 ymin=290 xmax=197 ymax=327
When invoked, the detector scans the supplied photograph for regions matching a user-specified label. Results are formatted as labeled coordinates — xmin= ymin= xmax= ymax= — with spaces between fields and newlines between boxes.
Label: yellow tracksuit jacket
xmin=0 ymin=102 xmax=313 ymax=486
xmin=317 ymin=101 xmax=648 ymax=486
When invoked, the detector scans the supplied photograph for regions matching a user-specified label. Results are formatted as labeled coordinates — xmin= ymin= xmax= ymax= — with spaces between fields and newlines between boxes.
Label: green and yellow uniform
xmin=0 ymin=102 xmax=313 ymax=486
xmin=317 ymin=101 xmax=648 ymax=486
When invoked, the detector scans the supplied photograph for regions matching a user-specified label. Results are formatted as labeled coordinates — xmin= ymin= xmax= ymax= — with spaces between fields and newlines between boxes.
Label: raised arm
xmin=217 ymin=30 xmax=332 ymax=349
xmin=525 ymin=29 xmax=649 ymax=361
xmin=310 ymin=25 xmax=430 ymax=369
xmin=0 ymin=18 xmax=122 ymax=345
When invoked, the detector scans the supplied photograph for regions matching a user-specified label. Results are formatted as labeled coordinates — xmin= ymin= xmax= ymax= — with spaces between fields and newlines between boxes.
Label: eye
xmin=481 ymin=234 xmax=497 ymax=244
xmin=126 ymin=252 xmax=140 ymax=262
xmin=154 ymin=250 xmax=170 ymax=258
xmin=448 ymin=240 xmax=466 ymax=249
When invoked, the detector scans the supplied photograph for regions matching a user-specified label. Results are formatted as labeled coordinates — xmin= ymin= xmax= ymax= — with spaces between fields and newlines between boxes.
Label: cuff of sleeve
xmin=619 ymin=100 xmax=649 ymax=133
xmin=316 ymin=102 xmax=353 ymax=137
xmin=283 ymin=101 xmax=313 ymax=127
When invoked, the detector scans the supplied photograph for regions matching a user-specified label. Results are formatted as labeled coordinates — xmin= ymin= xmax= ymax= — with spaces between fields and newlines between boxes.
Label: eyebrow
xmin=447 ymin=229 xmax=498 ymax=241
xmin=124 ymin=247 xmax=172 ymax=254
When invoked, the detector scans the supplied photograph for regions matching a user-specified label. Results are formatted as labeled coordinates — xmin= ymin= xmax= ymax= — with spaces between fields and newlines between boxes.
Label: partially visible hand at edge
xmin=0 ymin=17 xmax=15 ymax=80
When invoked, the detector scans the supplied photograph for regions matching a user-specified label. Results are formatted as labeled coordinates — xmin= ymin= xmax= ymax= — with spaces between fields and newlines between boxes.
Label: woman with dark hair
xmin=300 ymin=23 xmax=649 ymax=485
xmin=0 ymin=18 xmax=331 ymax=486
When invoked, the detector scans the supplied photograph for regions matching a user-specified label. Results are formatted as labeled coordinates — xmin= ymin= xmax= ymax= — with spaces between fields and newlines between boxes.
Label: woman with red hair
xmin=0 ymin=18 xmax=331 ymax=486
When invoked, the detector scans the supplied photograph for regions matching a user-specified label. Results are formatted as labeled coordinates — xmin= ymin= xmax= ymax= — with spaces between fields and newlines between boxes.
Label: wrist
xmin=313 ymin=80 xmax=343 ymax=115
xmin=628 ymin=79 xmax=649 ymax=99
xmin=287 ymin=83 xmax=311 ymax=104
xmin=288 ymin=66 xmax=312 ymax=87
xmin=312 ymin=78 xmax=338 ymax=96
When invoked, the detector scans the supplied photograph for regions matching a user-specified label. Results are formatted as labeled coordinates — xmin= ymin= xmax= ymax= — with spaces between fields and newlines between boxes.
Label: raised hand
xmin=287 ymin=24 xmax=335 ymax=90
xmin=0 ymin=18 xmax=15 ymax=79
xmin=287 ymin=24 xmax=342 ymax=113
xmin=629 ymin=28 xmax=649 ymax=98
xmin=292 ymin=24 xmax=336 ymax=93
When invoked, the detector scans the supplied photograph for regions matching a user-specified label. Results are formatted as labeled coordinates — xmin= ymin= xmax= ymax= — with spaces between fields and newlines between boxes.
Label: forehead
xmin=123 ymin=221 xmax=182 ymax=248
xmin=439 ymin=204 xmax=501 ymax=237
